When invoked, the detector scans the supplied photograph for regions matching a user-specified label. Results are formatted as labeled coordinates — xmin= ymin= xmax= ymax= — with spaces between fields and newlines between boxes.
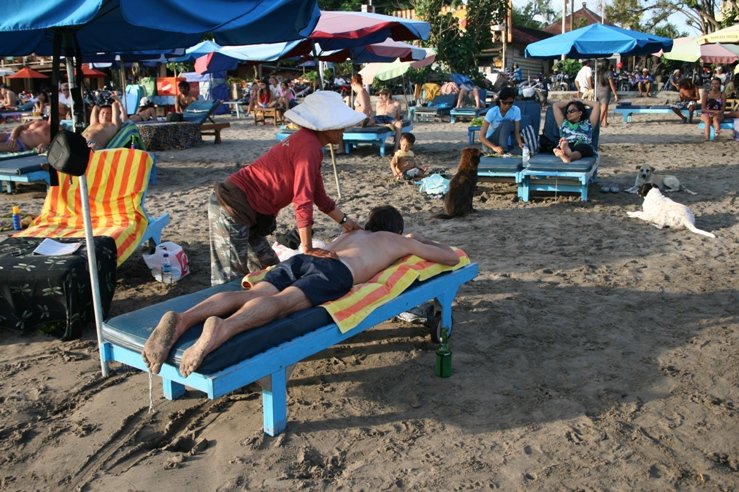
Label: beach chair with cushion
xmin=99 ymin=250 xmax=478 ymax=436
xmin=182 ymin=99 xmax=230 ymax=143
xmin=450 ymin=89 xmax=489 ymax=123
xmin=15 ymin=148 xmax=170 ymax=266
xmin=0 ymin=153 xmax=49 ymax=193
xmin=0 ymin=101 xmax=35 ymax=123
xmin=517 ymin=106 xmax=601 ymax=202
xmin=413 ymin=94 xmax=457 ymax=122
xmin=477 ymin=101 xmax=542 ymax=186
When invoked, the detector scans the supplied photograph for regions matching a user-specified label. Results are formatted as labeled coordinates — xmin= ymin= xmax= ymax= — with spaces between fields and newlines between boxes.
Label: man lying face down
xmin=142 ymin=205 xmax=460 ymax=377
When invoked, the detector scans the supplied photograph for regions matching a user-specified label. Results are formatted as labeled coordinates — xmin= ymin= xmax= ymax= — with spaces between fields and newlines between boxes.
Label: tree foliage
xmin=606 ymin=0 xmax=736 ymax=35
xmin=512 ymin=0 xmax=558 ymax=29
xmin=415 ymin=0 xmax=505 ymax=77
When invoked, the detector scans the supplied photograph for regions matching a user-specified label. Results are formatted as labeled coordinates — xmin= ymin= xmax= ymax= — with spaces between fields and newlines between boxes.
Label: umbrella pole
xmin=65 ymin=57 xmax=109 ymax=377
xmin=327 ymin=144 xmax=341 ymax=201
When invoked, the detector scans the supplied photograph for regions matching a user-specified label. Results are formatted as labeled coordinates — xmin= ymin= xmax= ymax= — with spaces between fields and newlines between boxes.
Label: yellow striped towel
xmin=242 ymin=248 xmax=470 ymax=333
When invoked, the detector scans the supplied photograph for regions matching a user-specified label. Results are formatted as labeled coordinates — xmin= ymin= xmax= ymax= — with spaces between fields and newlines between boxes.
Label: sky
xmin=511 ymin=0 xmax=700 ymax=36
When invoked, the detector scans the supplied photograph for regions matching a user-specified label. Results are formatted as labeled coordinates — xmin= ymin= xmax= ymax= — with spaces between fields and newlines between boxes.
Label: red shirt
xmin=228 ymin=128 xmax=336 ymax=228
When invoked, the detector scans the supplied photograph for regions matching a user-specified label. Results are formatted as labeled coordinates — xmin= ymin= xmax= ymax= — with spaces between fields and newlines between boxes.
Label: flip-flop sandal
xmin=600 ymin=183 xmax=612 ymax=193
xmin=609 ymin=184 xmax=620 ymax=193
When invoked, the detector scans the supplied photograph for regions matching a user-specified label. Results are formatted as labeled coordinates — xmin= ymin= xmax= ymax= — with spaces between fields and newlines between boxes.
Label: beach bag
xmin=521 ymin=124 xmax=540 ymax=154
xmin=143 ymin=241 xmax=190 ymax=282
xmin=47 ymin=130 xmax=90 ymax=176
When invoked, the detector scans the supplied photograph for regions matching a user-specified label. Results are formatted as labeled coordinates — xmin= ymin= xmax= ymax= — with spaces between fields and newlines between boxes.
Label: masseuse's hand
xmin=303 ymin=248 xmax=338 ymax=259
xmin=341 ymin=218 xmax=362 ymax=233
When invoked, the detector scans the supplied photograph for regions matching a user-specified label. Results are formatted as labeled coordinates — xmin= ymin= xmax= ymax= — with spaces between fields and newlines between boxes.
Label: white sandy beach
xmin=0 ymin=99 xmax=737 ymax=490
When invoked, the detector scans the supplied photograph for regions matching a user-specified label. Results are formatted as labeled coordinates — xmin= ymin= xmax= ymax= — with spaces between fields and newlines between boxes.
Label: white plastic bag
xmin=143 ymin=241 xmax=190 ymax=283
xmin=418 ymin=173 xmax=450 ymax=195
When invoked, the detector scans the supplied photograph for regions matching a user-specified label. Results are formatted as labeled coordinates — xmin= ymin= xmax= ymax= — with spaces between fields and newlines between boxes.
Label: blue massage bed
xmin=342 ymin=119 xmax=413 ymax=157
xmin=613 ymin=103 xmax=701 ymax=123
xmin=0 ymin=153 xmax=49 ymax=193
xmin=698 ymin=119 xmax=735 ymax=141
xmin=100 ymin=262 xmax=478 ymax=436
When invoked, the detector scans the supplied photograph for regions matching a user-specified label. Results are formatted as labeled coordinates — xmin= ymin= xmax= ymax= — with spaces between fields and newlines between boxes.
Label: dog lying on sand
xmin=626 ymin=184 xmax=715 ymax=238
xmin=625 ymin=164 xmax=696 ymax=194
xmin=435 ymin=147 xmax=481 ymax=219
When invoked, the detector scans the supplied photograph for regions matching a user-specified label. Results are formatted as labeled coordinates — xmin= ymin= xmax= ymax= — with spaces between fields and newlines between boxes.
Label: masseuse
xmin=209 ymin=91 xmax=365 ymax=285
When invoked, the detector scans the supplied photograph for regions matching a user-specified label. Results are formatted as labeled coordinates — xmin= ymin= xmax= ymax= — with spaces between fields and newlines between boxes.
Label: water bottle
xmin=12 ymin=205 xmax=22 ymax=231
xmin=161 ymin=252 xmax=172 ymax=284
xmin=522 ymin=144 xmax=530 ymax=167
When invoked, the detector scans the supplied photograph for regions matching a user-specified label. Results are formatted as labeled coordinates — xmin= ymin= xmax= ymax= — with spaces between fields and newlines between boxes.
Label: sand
xmin=0 ymin=100 xmax=737 ymax=491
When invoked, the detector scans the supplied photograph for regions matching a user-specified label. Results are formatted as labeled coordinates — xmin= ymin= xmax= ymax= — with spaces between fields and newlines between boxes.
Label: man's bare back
xmin=326 ymin=229 xmax=458 ymax=285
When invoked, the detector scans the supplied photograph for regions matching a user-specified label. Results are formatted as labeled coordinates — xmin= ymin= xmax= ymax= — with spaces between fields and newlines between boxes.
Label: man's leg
xmin=179 ymin=286 xmax=311 ymax=377
xmin=208 ymin=191 xmax=251 ymax=286
xmin=472 ymin=88 xmax=481 ymax=108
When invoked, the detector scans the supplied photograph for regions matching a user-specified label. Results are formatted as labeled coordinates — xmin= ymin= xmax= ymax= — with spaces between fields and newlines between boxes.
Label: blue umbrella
xmin=0 ymin=0 xmax=320 ymax=56
xmin=525 ymin=24 xmax=673 ymax=58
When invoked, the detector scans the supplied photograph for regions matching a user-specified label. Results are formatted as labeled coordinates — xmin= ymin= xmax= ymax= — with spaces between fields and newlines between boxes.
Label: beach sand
xmin=0 ymin=102 xmax=737 ymax=490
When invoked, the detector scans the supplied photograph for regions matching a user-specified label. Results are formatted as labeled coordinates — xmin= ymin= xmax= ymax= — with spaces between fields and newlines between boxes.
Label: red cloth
xmin=227 ymin=128 xmax=336 ymax=228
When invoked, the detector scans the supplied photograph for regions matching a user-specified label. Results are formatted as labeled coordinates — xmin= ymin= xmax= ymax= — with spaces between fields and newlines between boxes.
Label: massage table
xmin=0 ymin=153 xmax=49 ymax=193
xmin=450 ymin=106 xmax=489 ymax=124
xmin=342 ymin=119 xmax=413 ymax=157
xmin=698 ymin=119 xmax=735 ymax=141
xmin=100 ymin=258 xmax=478 ymax=436
xmin=613 ymin=103 xmax=701 ymax=123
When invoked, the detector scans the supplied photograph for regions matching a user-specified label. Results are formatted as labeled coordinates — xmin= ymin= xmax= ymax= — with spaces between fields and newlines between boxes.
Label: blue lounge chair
xmin=413 ymin=94 xmax=457 ymax=122
xmin=698 ymin=119 xmax=734 ymax=141
xmin=517 ymin=106 xmax=602 ymax=202
xmin=100 ymin=261 xmax=478 ymax=436
xmin=342 ymin=119 xmax=413 ymax=157
xmin=613 ymin=103 xmax=701 ymax=123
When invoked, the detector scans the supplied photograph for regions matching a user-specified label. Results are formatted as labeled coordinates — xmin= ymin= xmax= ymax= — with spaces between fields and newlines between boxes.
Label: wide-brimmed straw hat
xmin=284 ymin=91 xmax=366 ymax=131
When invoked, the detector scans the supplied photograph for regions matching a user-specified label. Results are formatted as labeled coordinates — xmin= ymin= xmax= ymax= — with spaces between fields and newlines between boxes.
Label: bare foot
xmin=179 ymin=316 xmax=222 ymax=378
xmin=553 ymin=148 xmax=571 ymax=163
xmin=142 ymin=311 xmax=181 ymax=374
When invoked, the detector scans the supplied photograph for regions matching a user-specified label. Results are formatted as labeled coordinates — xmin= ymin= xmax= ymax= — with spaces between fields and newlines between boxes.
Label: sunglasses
xmin=500 ymin=100 xmax=514 ymax=105
xmin=567 ymin=108 xmax=581 ymax=114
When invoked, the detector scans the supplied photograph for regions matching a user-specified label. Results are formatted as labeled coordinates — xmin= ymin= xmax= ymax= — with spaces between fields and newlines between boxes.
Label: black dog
xmin=436 ymin=147 xmax=481 ymax=219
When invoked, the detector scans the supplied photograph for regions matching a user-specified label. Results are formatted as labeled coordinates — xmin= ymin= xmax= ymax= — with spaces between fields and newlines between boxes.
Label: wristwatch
xmin=339 ymin=213 xmax=348 ymax=224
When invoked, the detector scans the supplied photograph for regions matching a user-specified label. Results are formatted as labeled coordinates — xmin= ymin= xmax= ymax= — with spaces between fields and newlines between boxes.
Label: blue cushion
xmin=526 ymin=154 xmax=595 ymax=172
xmin=478 ymin=156 xmax=522 ymax=173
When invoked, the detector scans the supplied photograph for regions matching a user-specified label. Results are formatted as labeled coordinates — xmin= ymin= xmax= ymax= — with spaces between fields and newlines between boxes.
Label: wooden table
xmin=253 ymin=107 xmax=284 ymax=127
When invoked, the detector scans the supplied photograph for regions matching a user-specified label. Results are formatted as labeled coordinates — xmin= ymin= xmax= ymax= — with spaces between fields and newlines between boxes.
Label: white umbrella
xmin=359 ymin=48 xmax=436 ymax=84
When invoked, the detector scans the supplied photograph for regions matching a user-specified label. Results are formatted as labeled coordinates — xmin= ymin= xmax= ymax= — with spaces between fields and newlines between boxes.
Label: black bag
xmin=166 ymin=112 xmax=184 ymax=122
xmin=47 ymin=130 xmax=91 ymax=177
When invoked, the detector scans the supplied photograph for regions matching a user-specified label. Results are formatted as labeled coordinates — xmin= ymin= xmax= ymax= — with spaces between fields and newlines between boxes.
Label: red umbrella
xmin=82 ymin=65 xmax=106 ymax=78
xmin=8 ymin=67 xmax=49 ymax=79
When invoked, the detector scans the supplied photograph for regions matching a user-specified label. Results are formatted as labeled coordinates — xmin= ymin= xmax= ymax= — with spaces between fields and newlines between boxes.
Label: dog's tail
xmin=686 ymin=223 xmax=716 ymax=238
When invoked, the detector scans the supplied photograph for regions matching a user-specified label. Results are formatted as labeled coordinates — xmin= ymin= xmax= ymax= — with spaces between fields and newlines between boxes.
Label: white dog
xmin=625 ymin=164 xmax=696 ymax=195
xmin=626 ymin=184 xmax=715 ymax=238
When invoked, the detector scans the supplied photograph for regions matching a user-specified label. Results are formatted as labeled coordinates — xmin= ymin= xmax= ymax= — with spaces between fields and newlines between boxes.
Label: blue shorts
xmin=374 ymin=115 xmax=395 ymax=125
xmin=1 ymin=132 xmax=26 ymax=151
xmin=263 ymin=255 xmax=354 ymax=306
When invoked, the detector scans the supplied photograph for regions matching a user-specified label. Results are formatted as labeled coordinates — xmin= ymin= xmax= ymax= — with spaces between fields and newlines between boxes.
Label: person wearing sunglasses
xmin=479 ymin=86 xmax=524 ymax=155
xmin=552 ymin=98 xmax=600 ymax=163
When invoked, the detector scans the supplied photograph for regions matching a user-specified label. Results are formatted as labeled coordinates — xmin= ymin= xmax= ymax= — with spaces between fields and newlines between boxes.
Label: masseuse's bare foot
xmin=179 ymin=316 xmax=222 ymax=377
xmin=142 ymin=311 xmax=181 ymax=374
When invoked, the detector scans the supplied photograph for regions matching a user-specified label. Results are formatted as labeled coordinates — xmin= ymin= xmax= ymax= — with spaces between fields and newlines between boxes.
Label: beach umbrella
xmin=81 ymin=65 xmax=106 ymax=78
xmin=310 ymin=11 xmax=430 ymax=50
xmin=662 ymin=37 xmax=739 ymax=63
xmin=194 ymin=52 xmax=240 ymax=75
xmin=359 ymin=48 xmax=437 ymax=84
xmin=697 ymin=23 xmax=739 ymax=44
xmin=525 ymin=24 xmax=673 ymax=58
xmin=318 ymin=39 xmax=428 ymax=63
xmin=8 ymin=67 xmax=49 ymax=79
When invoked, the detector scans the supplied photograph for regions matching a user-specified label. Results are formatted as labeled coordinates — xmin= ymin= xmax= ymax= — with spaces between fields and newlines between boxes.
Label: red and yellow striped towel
xmin=242 ymin=248 xmax=470 ymax=333
xmin=16 ymin=149 xmax=153 ymax=266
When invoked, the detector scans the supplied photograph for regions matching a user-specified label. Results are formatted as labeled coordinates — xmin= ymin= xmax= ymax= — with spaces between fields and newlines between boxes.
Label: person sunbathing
xmin=142 ymin=205 xmax=460 ymax=377
xmin=374 ymin=88 xmax=404 ymax=152
xmin=0 ymin=119 xmax=51 ymax=153
xmin=552 ymin=99 xmax=600 ymax=163
xmin=82 ymin=97 xmax=123 ymax=150
xmin=127 ymin=97 xmax=157 ymax=122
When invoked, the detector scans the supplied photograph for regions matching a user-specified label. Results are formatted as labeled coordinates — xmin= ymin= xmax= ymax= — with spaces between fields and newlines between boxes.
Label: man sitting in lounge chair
xmin=82 ymin=95 xmax=124 ymax=150
xmin=0 ymin=118 xmax=51 ymax=153
xmin=142 ymin=205 xmax=460 ymax=377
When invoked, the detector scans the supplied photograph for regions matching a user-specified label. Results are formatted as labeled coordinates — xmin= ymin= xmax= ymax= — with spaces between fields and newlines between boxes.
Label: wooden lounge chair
xmin=100 ymin=252 xmax=478 ymax=436
xmin=183 ymin=99 xmax=230 ymax=143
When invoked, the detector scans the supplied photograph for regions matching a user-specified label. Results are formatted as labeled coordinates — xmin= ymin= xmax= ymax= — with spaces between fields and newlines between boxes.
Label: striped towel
xmin=242 ymin=248 xmax=470 ymax=333
xmin=16 ymin=149 xmax=153 ymax=266
xmin=106 ymin=122 xmax=146 ymax=150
